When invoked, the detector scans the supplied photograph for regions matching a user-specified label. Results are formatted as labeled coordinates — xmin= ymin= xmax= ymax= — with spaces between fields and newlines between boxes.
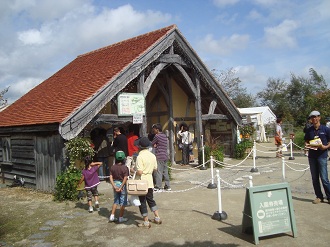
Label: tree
xmin=286 ymin=69 xmax=328 ymax=126
xmin=257 ymin=68 xmax=328 ymax=126
xmin=0 ymin=87 xmax=9 ymax=110
xmin=257 ymin=78 xmax=290 ymax=119
xmin=212 ymin=68 xmax=257 ymax=107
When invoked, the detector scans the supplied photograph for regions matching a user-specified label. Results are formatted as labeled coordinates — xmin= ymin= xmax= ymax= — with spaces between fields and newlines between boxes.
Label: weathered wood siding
xmin=1 ymin=133 xmax=66 ymax=191
xmin=35 ymin=134 xmax=66 ymax=191
xmin=1 ymin=135 xmax=36 ymax=185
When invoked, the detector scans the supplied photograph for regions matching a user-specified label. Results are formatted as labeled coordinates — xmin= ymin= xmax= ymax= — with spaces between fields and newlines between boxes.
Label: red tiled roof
xmin=0 ymin=25 xmax=176 ymax=128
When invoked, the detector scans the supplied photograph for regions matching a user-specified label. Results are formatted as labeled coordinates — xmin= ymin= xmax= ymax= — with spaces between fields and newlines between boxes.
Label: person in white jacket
xmin=177 ymin=123 xmax=192 ymax=166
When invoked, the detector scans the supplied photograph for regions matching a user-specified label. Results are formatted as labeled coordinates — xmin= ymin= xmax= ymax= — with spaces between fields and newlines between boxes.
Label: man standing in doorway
xmin=112 ymin=127 xmax=128 ymax=157
xmin=151 ymin=123 xmax=171 ymax=192
xmin=304 ymin=110 xmax=330 ymax=204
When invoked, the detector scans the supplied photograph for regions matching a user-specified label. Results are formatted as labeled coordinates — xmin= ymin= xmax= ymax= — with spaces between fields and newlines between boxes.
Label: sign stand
xmin=242 ymin=182 xmax=297 ymax=244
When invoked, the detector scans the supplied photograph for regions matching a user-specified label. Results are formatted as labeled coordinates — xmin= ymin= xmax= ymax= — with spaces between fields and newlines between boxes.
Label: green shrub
xmin=292 ymin=130 xmax=305 ymax=150
xmin=198 ymin=145 xmax=224 ymax=168
xmin=234 ymin=139 xmax=253 ymax=159
xmin=54 ymin=165 xmax=81 ymax=201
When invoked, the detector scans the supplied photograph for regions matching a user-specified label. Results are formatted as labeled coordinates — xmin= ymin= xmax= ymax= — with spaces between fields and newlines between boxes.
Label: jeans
xmin=308 ymin=157 xmax=330 ymax=200
xmin=154 ymin=160 xmax=170 ymax=189
xmin=113 ymin=181 xmax=127 ymax=206
xmin=97 ymin=157 xmax=109 ymax=180
xmin=138 ymin=188 xmax=158 ymax=217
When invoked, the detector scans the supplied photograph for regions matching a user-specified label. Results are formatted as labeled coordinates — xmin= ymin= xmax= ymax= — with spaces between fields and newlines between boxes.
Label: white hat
xmin=309 ymin=110 xmax=320 ymax=117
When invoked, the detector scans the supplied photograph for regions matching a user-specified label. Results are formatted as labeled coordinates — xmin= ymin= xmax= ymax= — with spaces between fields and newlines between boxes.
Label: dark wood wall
xmin=1 ymin=133 xmax=65 ymax=191
xmin=1 ymin=135 xmax=36 ymax=185
xmin=35 ymin=134 xmax=65 ymax=191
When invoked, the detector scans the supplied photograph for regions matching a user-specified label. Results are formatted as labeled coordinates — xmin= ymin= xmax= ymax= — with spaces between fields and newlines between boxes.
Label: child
xmin=77 ymin=157 xmax=102 ymax=213
xmin=109 ymin=151 xmax=129 ymax=223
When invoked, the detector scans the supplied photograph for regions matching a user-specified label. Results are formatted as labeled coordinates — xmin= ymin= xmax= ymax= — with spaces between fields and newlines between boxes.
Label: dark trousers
xmin=138 ymin=188 xmax=158 ymax=217
xmin=182 ymin=144 xmax=189 ymax=165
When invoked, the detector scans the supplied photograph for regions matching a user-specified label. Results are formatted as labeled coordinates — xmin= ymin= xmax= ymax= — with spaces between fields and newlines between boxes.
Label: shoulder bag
xmin=127 ymin=171 xmax=148 ymax=196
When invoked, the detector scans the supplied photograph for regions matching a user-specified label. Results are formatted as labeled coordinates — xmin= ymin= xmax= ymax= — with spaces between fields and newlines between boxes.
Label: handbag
xmin=127 ymin=172 xmax=148 ymax=196
xmin=178 ymin=142 xmax=184 ymax=150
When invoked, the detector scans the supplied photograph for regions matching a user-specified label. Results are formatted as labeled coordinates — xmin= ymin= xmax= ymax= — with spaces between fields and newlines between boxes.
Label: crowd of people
xmin=78 ymin=112 xmax=330 ymax=228
xmin=79 ymin=122 xmax=194 ymax=227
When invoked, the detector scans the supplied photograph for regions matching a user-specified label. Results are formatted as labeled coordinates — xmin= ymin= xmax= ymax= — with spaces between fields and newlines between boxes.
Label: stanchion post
xmin=250 ymin=140 xmax=258 ymax=172
xmin=208 ymin=156 xmax=217 ymax=189
xmin=289 ymin=134 xmax=295 ymax=160
xmin=200 ymin=135 xmax=206 ymax=170
xmin=248 ymin=175 xmax=253 ymax=187
xmin=212 ymin=169 xmax=227 ymax=221
xmin=282 ymin=157 xmax=286 ymax=181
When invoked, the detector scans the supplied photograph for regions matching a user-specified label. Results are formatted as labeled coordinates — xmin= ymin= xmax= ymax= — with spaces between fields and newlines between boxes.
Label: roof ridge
xmin=77 ymin=24 xmax=177 ymax=58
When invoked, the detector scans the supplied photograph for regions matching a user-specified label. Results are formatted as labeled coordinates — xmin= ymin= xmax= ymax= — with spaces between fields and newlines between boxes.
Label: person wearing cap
xmin=133 ymin=136 xmax=162 ymax=228
xmin=109 ymin=151 xmax=129 ymax=223
xmin=304 ymin=110 xmax=330 ymax=204
xmin=151 ymin=123 xmax=171 ymax=192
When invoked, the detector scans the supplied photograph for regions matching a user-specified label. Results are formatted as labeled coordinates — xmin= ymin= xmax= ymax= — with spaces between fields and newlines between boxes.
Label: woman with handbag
xmin=133 ymin=136 xmax=162 ymax=228
xmin=177 ymin=123 xmax=192 ymax=166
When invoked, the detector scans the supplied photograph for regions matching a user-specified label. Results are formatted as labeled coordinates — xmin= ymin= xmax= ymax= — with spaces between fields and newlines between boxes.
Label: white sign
xmin=117 ymin=93 xmax=145 ymax=116
xmin=133 ymin=114 xmax=143 ymax=124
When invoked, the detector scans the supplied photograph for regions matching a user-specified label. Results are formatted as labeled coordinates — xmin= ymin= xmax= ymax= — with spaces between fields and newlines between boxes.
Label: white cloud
xmin=6 ymin=77 xmax=42 ymax=103
xmin=78 ymin=5 xmax=171 ymax=44
xmin=247 ymin=9 xmax=263 ymax=20
xmin=213 ymin=0 xmax=240 ymax=8
xmin=197 ymin=33 xmax=250 ymax=56
xmin=7 ymin=0 xmax=89 ymax=21
xmin=234 ymin=65 xmax=268 ymax=93
xmin=0 ymin=3 xmax=172 ymax=103
xmin=18 ymin=28 xmax=52 ymax=45
xmin=263 ymin=19 xmax=298 ymax=48
xmin=252 ymin=0 xmax=279 ymax=7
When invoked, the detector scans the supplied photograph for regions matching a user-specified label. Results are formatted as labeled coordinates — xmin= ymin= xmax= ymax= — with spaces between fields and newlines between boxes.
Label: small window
xmin=0 ymin=137 xmax=11 ymax=162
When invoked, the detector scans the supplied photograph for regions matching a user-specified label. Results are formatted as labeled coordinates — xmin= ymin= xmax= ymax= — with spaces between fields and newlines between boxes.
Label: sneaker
xmin=312 ymin=198 xmax=324 ymax=204
xmin=95 ymin=201 xmax=100 ymax=211
xmin=137 ymin=221 xmax=151 ymax=228
xmin=164 ymin=186 xmax=171 ymax=191
xmin=109 ymin=216 xmax=118 ymax=222
xmin=88 ymin=206 xmax=93 ymax=213
xmin=118 ymin=217 xmax=128 ymax=223
xmin=153 ymin=188 xmax=163 ymax=193
xmin=151 ymin=217 xmax=162 ymax=224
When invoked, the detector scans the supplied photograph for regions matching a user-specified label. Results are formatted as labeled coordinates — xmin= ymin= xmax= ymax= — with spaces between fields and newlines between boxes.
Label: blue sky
xmin=1 ymin=0 xmax=329 ymax=104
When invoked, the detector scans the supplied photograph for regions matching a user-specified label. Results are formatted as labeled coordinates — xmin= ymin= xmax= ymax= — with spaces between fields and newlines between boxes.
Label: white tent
xmin=238 ymin=106 xmax=276 ymax=142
